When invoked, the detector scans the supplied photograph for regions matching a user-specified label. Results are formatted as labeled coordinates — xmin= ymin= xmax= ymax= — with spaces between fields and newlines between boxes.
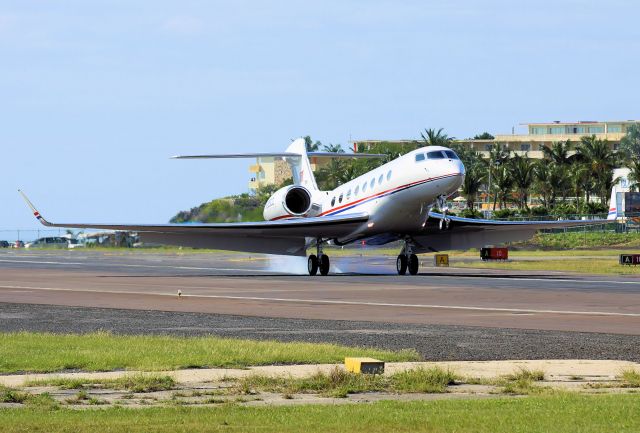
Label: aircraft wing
xmin=413 ymin=211 xmax=611 ymax=253
xmin=18 ymin=190 xmax=369 ymax=256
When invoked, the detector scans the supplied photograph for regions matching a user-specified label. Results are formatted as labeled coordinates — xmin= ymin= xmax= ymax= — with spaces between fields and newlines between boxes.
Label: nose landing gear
xmin=308 ymin=239 xmax=330 ymax=276
xmin=397 ymin=239 xmax=419 ymax=275
xmin=436 ymin=194 xmax=451 ymax=231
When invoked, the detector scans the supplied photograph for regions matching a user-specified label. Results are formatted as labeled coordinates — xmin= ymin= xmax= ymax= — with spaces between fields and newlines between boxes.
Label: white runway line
xmin=0 ymin=259 xmax=285 ymax=274
xmin=1 ymin=284 xmax=640 ymax=318
xmin=3 ymin=258 xmax=640 ymax=286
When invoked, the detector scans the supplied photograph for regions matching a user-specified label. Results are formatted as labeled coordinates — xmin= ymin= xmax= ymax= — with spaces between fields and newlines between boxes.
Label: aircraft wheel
xmin=408 ymin=254 xmax=419 ymax=275
xmin=396 ymin=255 xmax=407 ymax=275
xmin=308 ymin=254 xmax=318 ymax=276
xmin=319 ymin=254 xmax=330 ymax=276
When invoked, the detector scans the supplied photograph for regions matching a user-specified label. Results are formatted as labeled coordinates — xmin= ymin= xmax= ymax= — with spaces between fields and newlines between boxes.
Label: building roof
xmin=522 ymin=120 xmax=640 ymax=126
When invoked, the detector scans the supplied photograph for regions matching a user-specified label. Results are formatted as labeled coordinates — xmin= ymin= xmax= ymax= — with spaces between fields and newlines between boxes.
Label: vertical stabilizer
xmin=285 ymin=138 xmax=318 ymax=191
xmin=607 ymin=186 xmax=619 ymax=220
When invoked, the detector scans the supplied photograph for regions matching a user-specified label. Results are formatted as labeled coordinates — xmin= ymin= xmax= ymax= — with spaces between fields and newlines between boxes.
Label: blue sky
xmin=2 ymin=0 xmax=639 ymax=232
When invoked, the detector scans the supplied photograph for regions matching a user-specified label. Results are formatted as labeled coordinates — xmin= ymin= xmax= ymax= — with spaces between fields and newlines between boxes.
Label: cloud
xmin=162 ymin=15 xmax=203 ymax=35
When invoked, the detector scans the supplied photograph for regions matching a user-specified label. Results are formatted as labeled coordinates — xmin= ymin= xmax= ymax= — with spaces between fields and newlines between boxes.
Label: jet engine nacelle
xmin=263 ymin=185 xmax=314 ymax=220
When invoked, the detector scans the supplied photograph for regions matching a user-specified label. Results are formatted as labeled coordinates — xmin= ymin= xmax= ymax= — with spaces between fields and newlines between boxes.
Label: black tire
xmin=319 ymin=254 xmax=330 ymax=276
xmin=396 ymin=254 xmax=407 ymax=275
xmin=408 ymin=253 xmax=419 ymax=275
xmin=308 ymin=254 xmax=318 ymax=276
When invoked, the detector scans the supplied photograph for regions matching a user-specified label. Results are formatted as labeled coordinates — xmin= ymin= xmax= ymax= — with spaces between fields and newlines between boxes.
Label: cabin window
xmin=370 ymin=178 xmax=375 ymax=188
xmin=378 ymin=174 xmax=384 ymax=185
xmin=444 ymin=150 xmax=458 ymax=159
xmin=415 ymin=153 xmax=425 ymax=162
xmin=331 ymin=197 xmax=335 ymax=206
xmin=346 ymin=189 xmax=352 ymax=200
xmin=339 ymin=193 xmax=343 ymax=203
xmin=387 ymin=170 xmax=392 ymax=181
xmin=354 ymin=185 xmax=360 ymax=196
xmin=363 ymin=181 xmax=367 ymax=192
xmin=427 ymin=151 xmax=446 ymax=159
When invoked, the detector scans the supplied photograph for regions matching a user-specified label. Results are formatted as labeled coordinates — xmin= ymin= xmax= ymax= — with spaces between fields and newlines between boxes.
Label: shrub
xmin=459 ymin=208 xmax=483 ymax=219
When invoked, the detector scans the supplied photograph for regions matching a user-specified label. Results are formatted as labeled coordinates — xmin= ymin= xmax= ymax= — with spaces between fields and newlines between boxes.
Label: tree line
xmin=170 ymin=125 xmax=640 ymax=222
xmin=452 ymin=124 xmax=640 ymax=218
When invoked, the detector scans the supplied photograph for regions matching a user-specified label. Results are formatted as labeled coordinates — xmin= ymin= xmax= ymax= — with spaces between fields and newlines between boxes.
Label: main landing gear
xmin=396 ymin=239 xmax=419 ymax=275
xmin=308 ymin=239 xmax=330 ymax=276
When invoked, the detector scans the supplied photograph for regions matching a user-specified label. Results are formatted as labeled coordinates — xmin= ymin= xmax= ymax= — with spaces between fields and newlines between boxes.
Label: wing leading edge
xmin=413 ymin=211 xmax=611 ymax=253
xmin=18 ymin=190 xmax=369 ymax=256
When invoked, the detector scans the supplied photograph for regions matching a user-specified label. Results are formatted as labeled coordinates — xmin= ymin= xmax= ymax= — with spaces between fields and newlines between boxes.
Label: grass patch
xmin=108 ymin=374 xmax=175 ymax=393
xmin=505 ymin=368 xmax=545 ymax=382
xmin=500 ymin=378 xmax=548 ymax=395
xmin=0 ymin=331 xmax=419 ymax=374
xmin=0 ymin=387 xmax=30 ymax=404
xmin=498 ymin=368 xmax=547 ymax=395
xmin=235 ymin=366 xmax=456 ymax=397
xmin=453 ymin=257 xmax=640 ymax=275
xmin=0 ymin=394 xmax=639 ymax=432
xmin=28 ymin=374 xmax=176 ymax=393
xmin=0 ymin=387 xmax=57 ymax=409
xmin=620 ymin=370 xmax=640 ymax=387
xmin=391 ymin=367 xmax=457 ymax=393
xmin=515 ymin=231 xmax=640 ymax=250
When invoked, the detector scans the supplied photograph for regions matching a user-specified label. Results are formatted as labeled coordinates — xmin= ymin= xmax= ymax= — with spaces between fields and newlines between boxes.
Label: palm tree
xmin=542 ymin=140 xmax=572 ymax=166
xmin=322 ymin=143 xmax=344 ymax=153
xmin=570 ymin=162 xmax=590 ymax=212
xmin=487 ymin=143 xmax=510 ymax=210
xmin=534 ymin=161 xmax=552 ymax=208
xmin=620 ymin=124 xmax=640 ymax=193
xmin=576 ymin=135 xmax=619 ymax=203
xmin=304 ymin=136 xmax=321 ymax=152
xmin=550 ymin=164 xmax=572 ymax=204
xmin=511 ymin=154 xmax=535 ymax=210
xmin=493 ymin=163 xmax=514 ymax=210
xmin=619 ymin=123 xmax=640 ymax=159
xmin=461 ymin=165 xmax=486 ymax=210
xmin=419 ymin=128 xmax=452 ymax=147
xmin=627 ymin=158 xmax=640 ymax=192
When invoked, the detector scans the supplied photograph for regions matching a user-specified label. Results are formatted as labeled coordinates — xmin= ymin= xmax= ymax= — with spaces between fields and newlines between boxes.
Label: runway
xmin=1 ymin=249 xmax=640 ymax=361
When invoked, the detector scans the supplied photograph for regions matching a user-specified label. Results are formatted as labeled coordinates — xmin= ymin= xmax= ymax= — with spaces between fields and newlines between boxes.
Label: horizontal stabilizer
xmin=172 ymin=152 xmax=386 ymax=159
xmin=171 ymin=153 xmax=299 ymax=159
xmin=307 ymin=152 xmax=386 ymax=159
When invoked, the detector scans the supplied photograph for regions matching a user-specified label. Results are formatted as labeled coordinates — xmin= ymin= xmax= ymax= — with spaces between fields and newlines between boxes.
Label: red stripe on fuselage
xmin=267 ymin=172 xmax=458 ymax=222
xmin=317 ymin=173 xmax=456 ymax=217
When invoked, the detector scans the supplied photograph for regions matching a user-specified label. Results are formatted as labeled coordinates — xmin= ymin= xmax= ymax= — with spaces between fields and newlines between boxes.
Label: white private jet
xmin=20 ymin=137 xmax=616 ymax=276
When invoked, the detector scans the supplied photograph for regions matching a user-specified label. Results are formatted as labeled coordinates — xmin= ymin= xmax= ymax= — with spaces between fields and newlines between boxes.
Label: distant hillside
xmin=170 ymin=192 xmax=270 ymax=223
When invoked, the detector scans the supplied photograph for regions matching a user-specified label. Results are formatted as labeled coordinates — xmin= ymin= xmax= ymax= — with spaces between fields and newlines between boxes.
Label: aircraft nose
xmin=452 ymin=159 xmax=465 ymax=176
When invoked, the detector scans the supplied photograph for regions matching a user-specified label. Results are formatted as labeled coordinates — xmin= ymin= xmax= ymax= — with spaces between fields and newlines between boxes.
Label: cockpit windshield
xmin=427 ymin=151 xmax=446 ymax=159
xmin=444 ymin=150 xmax=459 ymax=159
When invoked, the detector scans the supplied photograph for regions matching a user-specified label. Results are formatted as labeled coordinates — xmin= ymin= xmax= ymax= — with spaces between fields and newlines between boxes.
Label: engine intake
xmin=263 ymin=186 xmax=313 ymax=220
xmin=285 ymin=187 xmax=311 ymax=215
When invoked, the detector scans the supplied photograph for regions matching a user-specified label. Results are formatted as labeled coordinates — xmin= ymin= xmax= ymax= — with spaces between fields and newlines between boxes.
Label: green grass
xmin=504 ymin=368 xmax=545 ymax=382
xmin=453 ymin=257 xmax=640 ymax=275
xmin=0 ymin=387 xmax=58 ymax=409
xmin=0 ymin=332 xmax=419 ymax=374
xmin=496 ymin=368 xmax=548 ymax=395
xmin=1 ymin=394 xmax=640 ymax=432
xmin=621 ymin=370 xmax=640 ymax=387
xmin=515 ymin=231 xmax=640 ymax=250
xmin=235 ymin=366 xmax=456 ymax=398
xmin=28 ymin=374 xmax=177 ymax=393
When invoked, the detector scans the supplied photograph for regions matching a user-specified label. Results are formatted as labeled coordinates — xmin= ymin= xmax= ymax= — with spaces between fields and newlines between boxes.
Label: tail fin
xmin=285 ymin=138 xmax=318 ymax=191
xmin=607 ymin=186 xmax=619 ymax=220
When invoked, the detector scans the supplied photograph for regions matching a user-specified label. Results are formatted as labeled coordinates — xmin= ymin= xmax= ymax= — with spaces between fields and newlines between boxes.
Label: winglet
xmin=607 ymin=186 xmax=618 ymax=221
xmin=18 ymin=190 xmax=54 ymax=227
